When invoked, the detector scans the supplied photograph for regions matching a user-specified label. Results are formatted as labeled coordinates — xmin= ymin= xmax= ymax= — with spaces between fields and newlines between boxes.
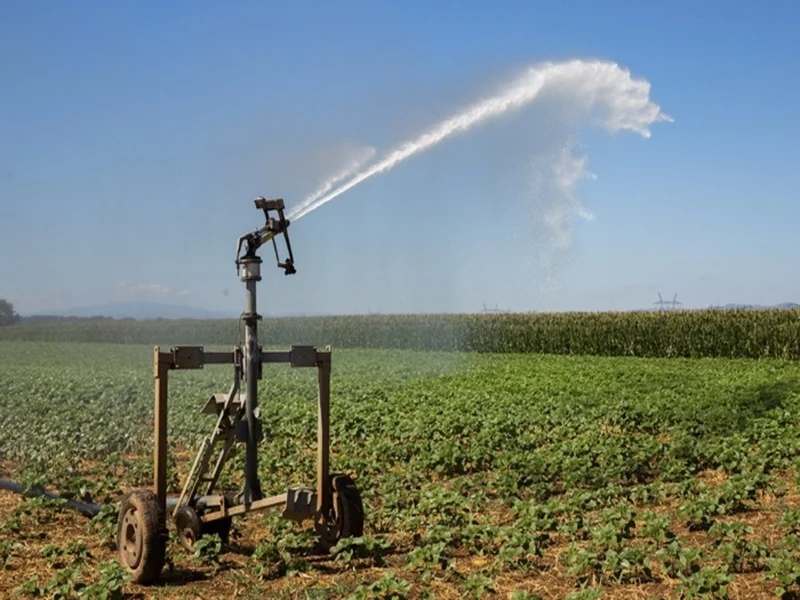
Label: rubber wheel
xmin=174 ymin=506 xmax=201 ymax=553
xmin=117 ymin=489 xmax=167 ymax=584
xmin=316 ymin=474 xmax=364 ymax=552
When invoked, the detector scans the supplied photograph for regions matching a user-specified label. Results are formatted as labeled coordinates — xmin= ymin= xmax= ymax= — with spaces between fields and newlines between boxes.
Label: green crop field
xmin=4 ymin=308 xmax=800 ymax=359
xmin=2 ymin=339 xmax=800 ymax=599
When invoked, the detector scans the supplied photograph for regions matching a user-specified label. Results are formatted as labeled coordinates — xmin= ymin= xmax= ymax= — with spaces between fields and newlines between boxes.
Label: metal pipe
xmin=166 ymin=495 xmax=209 ymax=512
xmin=154 ymin=347 xmax=169 ymax=517
xmin=0 ymin=479 xmax=227 ymax=521
xmin=316 ymin=353 xmax=331 ymax=514
xmin=240 ymin=257 xmax=263 ymax=503
xmin=0 ymin=479 xmax=105 ymax=518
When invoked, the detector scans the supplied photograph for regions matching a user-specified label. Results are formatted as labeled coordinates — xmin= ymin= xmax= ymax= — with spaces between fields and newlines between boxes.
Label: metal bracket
xmin=235 ymin=416 xmax=262 ymax=443
xmin=254 ymin=198 xmax=285 ymax=212
xmin=171 ymin=346 xmax=205 ymax=370
xmin=290 ymin=345 xmax=318 ymax=368
xmin=283 ymin=487 xmax=317 ymax=521
xmin=235 ymin=197 xmax=296 ymax=276
xmin=202 ymin=393 xmax=246 ymax=416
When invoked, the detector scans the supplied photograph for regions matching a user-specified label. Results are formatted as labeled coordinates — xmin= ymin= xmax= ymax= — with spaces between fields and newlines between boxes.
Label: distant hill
xmin=19 ymin=301 xmax=799 ymax=321
xmin=24 ymin=302 xmax=237 ymax=321
xmin=718 ymin=302 xmax=800 ymax=310
xmin=22 ymin=302 xmax=334 ymax=321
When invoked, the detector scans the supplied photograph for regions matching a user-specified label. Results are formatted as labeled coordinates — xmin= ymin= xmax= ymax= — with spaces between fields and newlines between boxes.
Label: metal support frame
xmin=152 ymin=344 xmax=333 ymax=523
xmin=317 ymin=353 xmax=331 ymax=515
xmin=117 ymin=197 xmax=361 ymax=586
xmin=154 ymin=351 xmax=169 ymax=517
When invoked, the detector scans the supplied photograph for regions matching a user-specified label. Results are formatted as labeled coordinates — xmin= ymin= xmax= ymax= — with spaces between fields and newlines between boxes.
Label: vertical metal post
xmin=153 ymin=346 xmax=168 ymax=516
xmin=240 ymin=257 xmax=263 ymax=503
xmin=317 ymin=349 xmax=331 ymax=514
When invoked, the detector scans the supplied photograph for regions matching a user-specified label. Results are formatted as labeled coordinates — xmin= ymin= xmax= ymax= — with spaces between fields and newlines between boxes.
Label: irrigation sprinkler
xmin=116 ymin=198 xmax=364 ymax=584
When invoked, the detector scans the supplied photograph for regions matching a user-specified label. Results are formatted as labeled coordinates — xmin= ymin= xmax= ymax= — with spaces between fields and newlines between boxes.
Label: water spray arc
xmin=291 ymin=146 xmax=376 ymax=219
xmin=288 ymin=59 xmax=672 ymax=223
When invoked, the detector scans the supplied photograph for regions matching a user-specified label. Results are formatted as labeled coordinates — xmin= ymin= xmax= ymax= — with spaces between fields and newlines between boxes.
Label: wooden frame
xmin=152 ymin=344 xmax=332 ymax=521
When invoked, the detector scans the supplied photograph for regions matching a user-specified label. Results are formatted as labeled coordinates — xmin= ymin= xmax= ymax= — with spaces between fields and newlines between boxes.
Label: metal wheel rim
xmin=175 ymin=507 xmax=199 ymax=552
xmin=121 ymin=507 xmax=142 ymax=569
xmin=179 ymin=526 xmax=197 ymax=550
xmin=316 ymin=496 xmax=342 ymax=544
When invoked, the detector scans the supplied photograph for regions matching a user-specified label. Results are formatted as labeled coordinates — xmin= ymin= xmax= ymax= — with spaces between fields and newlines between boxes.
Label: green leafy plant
xmin=709 ymin=521 xmax=769 ymax=573
xmin=766 ymin=555 xmax=800 ymax=598
xmin=677 ymin=495 xmax=719 ymax=531
xmin=657 ymin=540 xmax=704 ymax=579
xmin=40 ymin=544 xmax=66 ymax=568
xmin=780 ymin=509 xmax=800 ymax=534
xmin=250 ymin=539 xmax=289 ymax=580
xmin=640 ymin=511 xmax=675 ymax=545
xmin=332 ymin=536 xmax=391 ymax=568
xmin=565 ymin=589 xmax=605 ymax=600
xmin=510 ymin=592 xmax=544 ymax=600
xmin=461 ymin=572 xmax=495 ymax=599
xmin=14 ymin=567 xmax=87 ymax=599
xmin=406 ymin=542 xmax=450 ymax=571
xmin=676 ymin=566 xmax=731 ymax=598
xmin=1 ymin=539 xmax=23 ymax=568
xmin=349 ymin=571 xmax=412 ymax=600
xmin=602 ymin=547 xmax=653 ymax=583
xmin=193 ymin=533 xmax=223 ymax=567
xmin=78 ymin=561 xmax=130 ymax=600
xmin=563 ymin=545 xmax=604 ymax=585
xmin=87 ymin=503 xmax=120 ymax=550
xmin=13 ymin=577 xmax=46 ymax=598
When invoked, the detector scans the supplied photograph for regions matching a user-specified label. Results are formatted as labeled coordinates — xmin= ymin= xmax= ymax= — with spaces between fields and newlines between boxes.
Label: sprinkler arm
xmin=235 ymin=197 xmax=296 ymax=275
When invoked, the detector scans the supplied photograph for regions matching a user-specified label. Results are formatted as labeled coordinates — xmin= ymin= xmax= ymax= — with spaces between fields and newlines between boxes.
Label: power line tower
xmin=482 ymin=303 xmax=507 ymax=314
xmin=654 ymin=292 xmax=682 ymax=311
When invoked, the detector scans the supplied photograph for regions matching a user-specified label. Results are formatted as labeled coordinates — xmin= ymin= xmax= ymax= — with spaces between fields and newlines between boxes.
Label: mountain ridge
xmin=24 ymin=302 xmax=237 ymax=320
xmin=20 ymin=300 xmax=800 ymax=320
xmin=23 ymin=301 xmax=331 ymax=320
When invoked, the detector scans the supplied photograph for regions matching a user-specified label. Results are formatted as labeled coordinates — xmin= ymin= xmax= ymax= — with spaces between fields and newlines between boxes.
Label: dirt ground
xmin=1 ymin=478 xmax=797 ymax=600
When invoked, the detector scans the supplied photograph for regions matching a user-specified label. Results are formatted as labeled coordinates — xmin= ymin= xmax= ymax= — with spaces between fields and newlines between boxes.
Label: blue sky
xmin=1 ymin=0 xmax=798 ymax=315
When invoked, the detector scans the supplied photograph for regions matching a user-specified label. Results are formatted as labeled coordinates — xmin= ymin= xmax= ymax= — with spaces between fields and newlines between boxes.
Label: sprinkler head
xmin=236 ymin=195 xmax=296 ymax=276
xmin=266 ymin=217 xmax=289 ymax=234
xmin=282 ymin=258 xmax=296 ymax=275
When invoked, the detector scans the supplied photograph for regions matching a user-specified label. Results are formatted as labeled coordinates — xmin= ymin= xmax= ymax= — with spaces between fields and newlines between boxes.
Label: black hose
xmin=0 ymin=479 xmax=106 ymax=518
xmin=1 ymin=478 xmax=225 ymax=520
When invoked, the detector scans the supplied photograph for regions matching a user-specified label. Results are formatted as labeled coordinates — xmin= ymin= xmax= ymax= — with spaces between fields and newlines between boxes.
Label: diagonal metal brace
xmin=172 ymin=351 xmax=243 ymax=517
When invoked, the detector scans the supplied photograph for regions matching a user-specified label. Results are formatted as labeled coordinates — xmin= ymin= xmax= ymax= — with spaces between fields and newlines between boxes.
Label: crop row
xmin=3 ymin=342 xmax=800 ymax=597
xmin=2 ymin=308 xmax=799 ymax=359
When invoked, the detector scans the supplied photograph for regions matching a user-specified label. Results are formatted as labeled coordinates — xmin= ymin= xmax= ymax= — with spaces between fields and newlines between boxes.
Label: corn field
xmin=2 ymin=309 xmax=798 ymax=359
